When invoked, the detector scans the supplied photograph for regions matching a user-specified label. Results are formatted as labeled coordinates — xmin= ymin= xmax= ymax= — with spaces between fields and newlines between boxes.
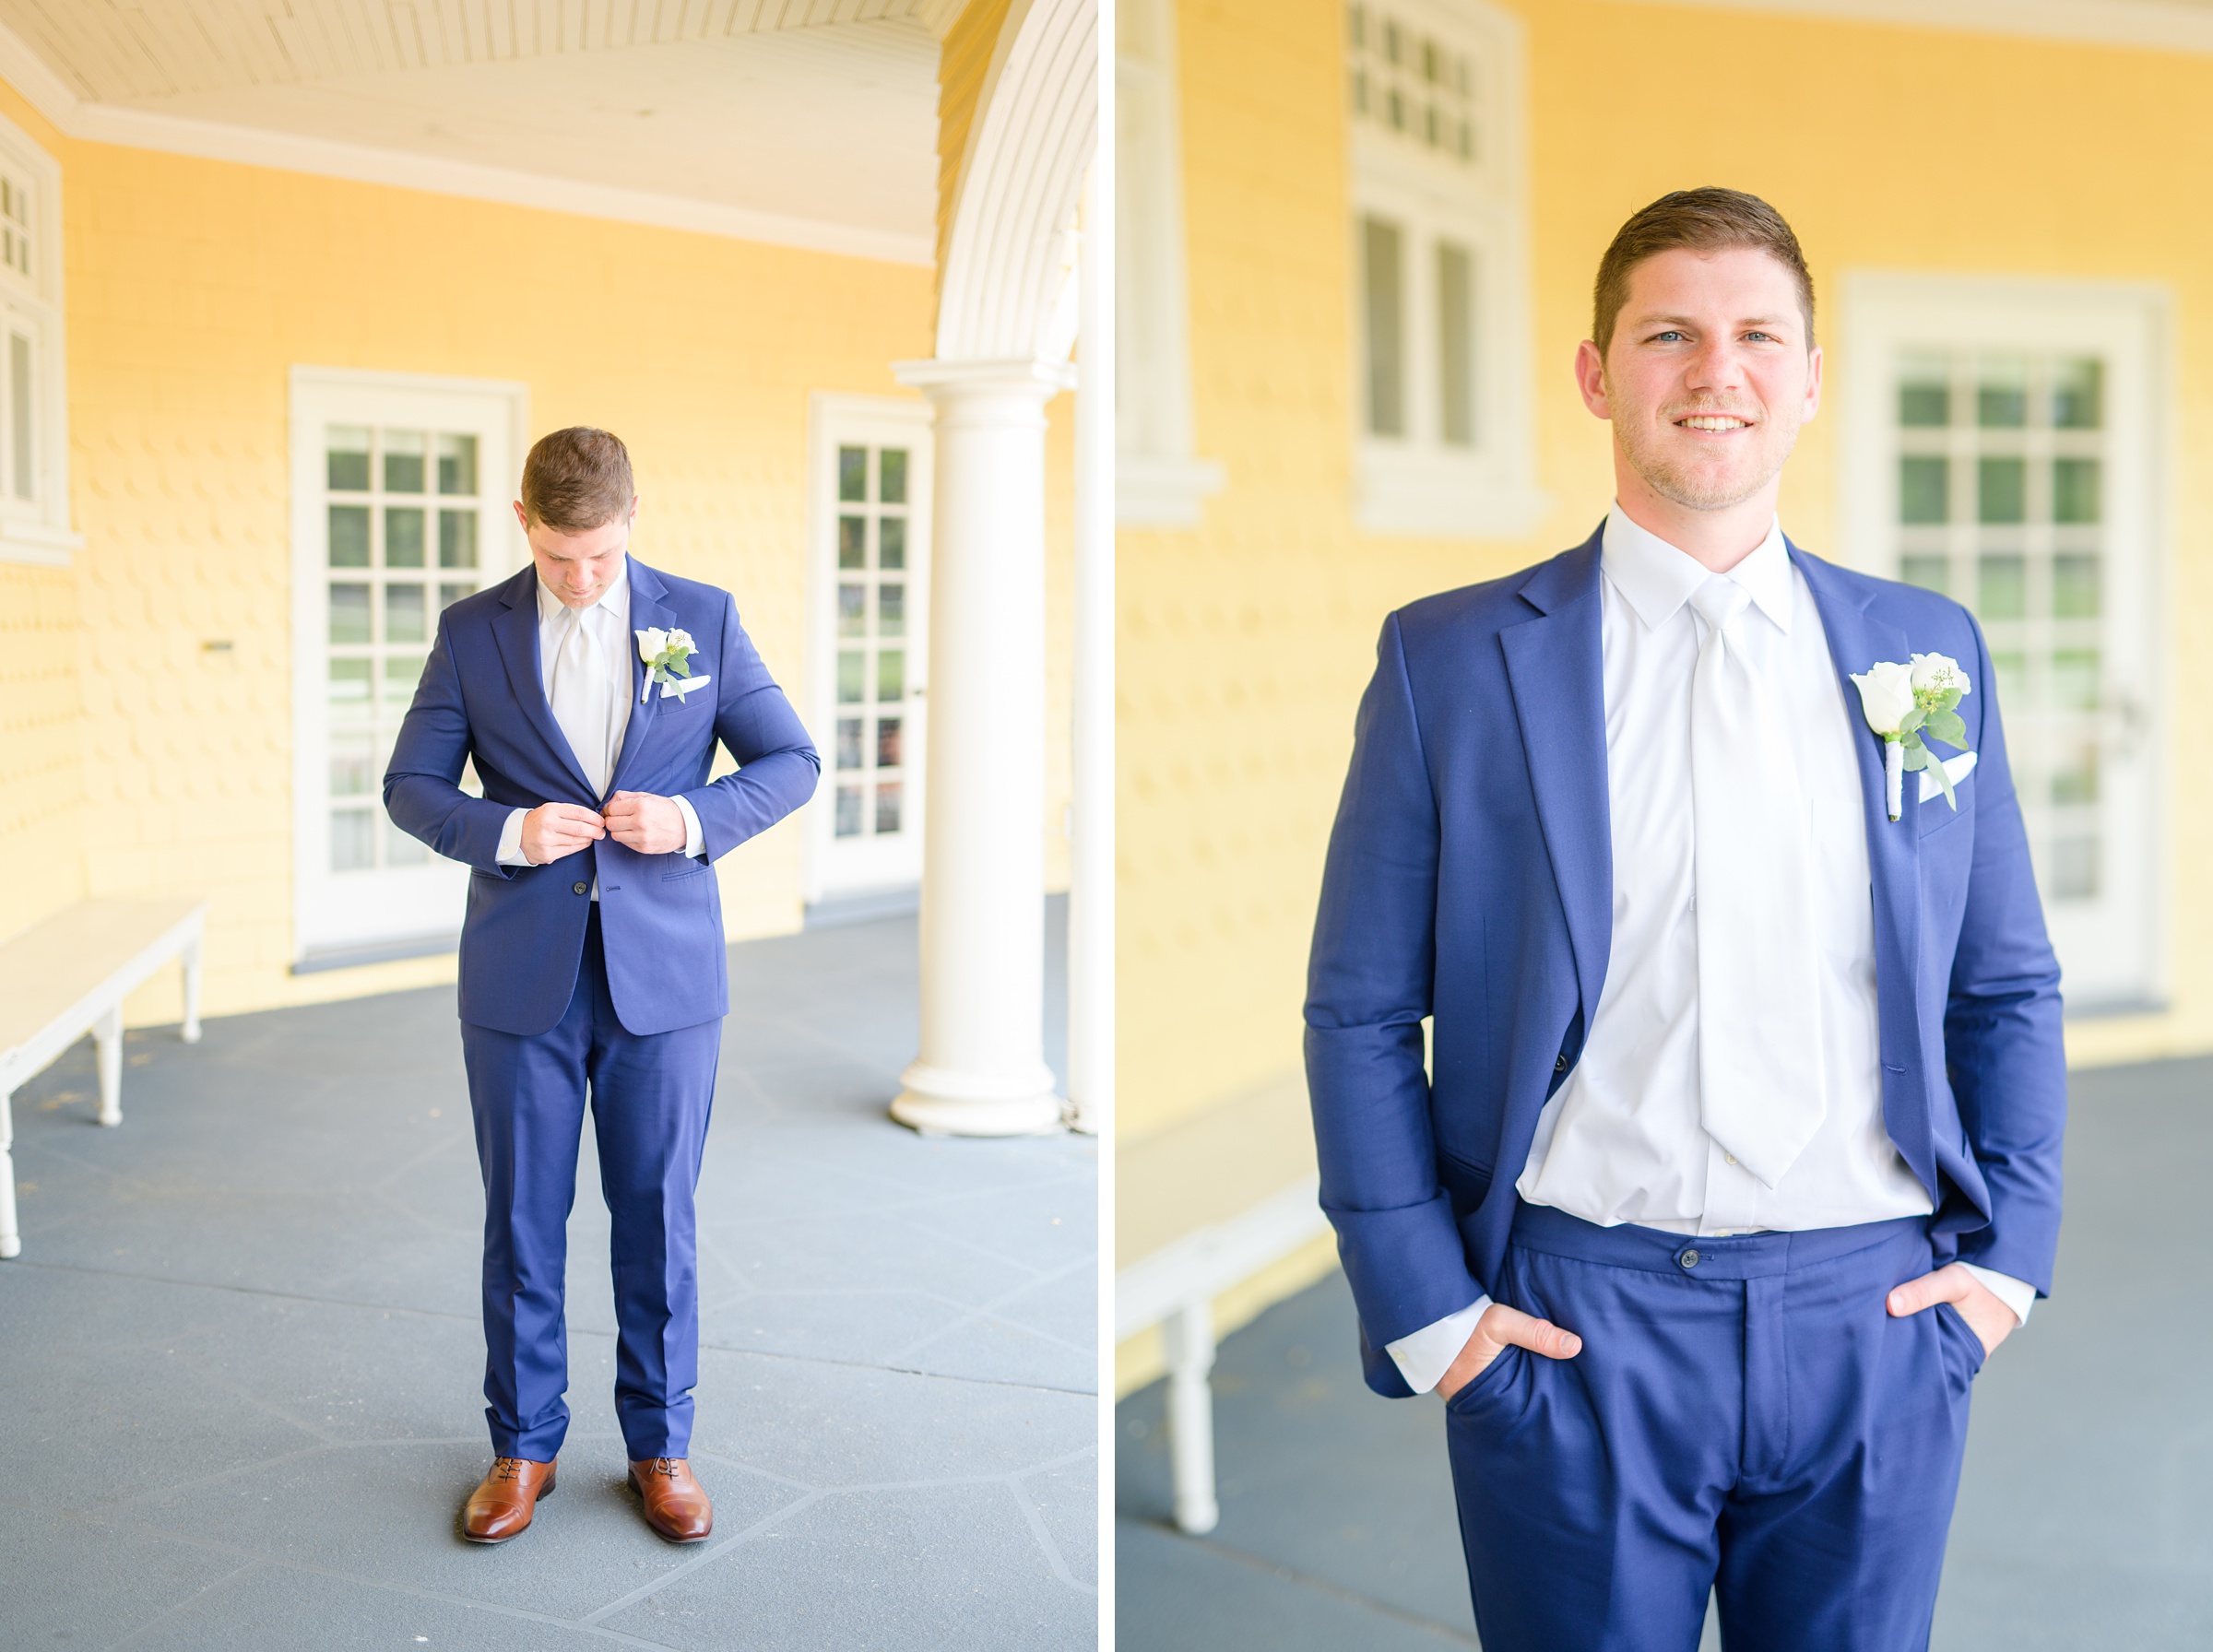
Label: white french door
xmin=1843 ymin=277 xmax=2167 ymax=1011
xmin=290 ymin=369 xmax=527 ymax=965
xmin=805 ymin=395 xmax=933 ymax=903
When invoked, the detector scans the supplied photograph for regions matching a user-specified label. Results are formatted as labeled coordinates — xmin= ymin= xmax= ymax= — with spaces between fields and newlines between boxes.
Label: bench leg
xmin=95 ymin=1007 xmax=124 ymax=1127
xmin=1163 ymin=1299 xmax=1222 ymax=1535
xmin=181 ymin=935 xmax=203 ymax=1044
xmin=0 ymin=1088 xmax=19 ymax=1258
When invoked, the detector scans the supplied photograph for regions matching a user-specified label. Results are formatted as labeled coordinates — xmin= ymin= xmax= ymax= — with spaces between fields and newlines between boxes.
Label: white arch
xmin=935 ymin=0 xmax=1096 ymax=361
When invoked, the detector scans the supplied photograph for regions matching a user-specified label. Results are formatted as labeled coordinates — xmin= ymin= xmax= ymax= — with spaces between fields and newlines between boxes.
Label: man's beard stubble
xmin=1615 ymin=398 xmax=1798 ymax=513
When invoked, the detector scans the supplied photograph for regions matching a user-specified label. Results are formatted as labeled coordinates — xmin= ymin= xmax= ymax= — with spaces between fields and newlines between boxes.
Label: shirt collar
xmin=1600 ymin=505 xmax=1793 ymax=634
xmin=535 ymin=557 xmax=631 ymax=628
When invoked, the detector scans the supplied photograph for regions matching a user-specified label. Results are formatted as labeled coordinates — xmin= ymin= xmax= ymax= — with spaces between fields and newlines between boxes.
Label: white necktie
xmin=549 ymin=605 xmax=614 ymax=796
xmin=1686 ymin=575 xmax=1827 ymax=1187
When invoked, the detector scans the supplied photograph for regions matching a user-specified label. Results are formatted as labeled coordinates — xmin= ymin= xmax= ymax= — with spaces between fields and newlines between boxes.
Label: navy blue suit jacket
xmin=384 ymin=560 xmax=820 ymax=1039
xmin=1305 ymin=527 xmax=2066 ymax=1398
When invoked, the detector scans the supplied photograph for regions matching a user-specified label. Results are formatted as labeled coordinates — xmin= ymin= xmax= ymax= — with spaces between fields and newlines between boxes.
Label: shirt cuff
xmin=495 ymin=808 xmax=528 ymax=866
xmin=1385 ymin=1295 xmax=1492 ymax=1395
xmin=1958 ymin=1263 xmax=2035 ymax=1328
xmin=672 ymin=795 xmax=705 ymax=859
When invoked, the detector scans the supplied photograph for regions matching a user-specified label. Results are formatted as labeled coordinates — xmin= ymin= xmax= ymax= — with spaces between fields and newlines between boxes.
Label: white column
xmin=1164 ymin=1300 xmax=1221 ymax=1534
xmin=1068 ymin=168 xmax=1114 ymax=1139
xmin=889 ymin=357 xmax=1072 ymax=1138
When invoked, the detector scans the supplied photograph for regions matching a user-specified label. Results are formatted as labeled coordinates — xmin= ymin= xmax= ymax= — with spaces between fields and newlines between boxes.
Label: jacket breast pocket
xmin=1918 ymin=781 xmax=1973 ymax=841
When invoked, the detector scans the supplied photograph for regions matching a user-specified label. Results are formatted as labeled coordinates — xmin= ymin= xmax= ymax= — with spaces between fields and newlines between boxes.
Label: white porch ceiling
xmin=0 ymin=1 xmax=944 ymax=261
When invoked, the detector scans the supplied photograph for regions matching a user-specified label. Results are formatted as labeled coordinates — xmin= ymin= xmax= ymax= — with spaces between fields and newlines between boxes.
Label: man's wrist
xmin=496 ymin=808 xmax=529 ymax=866
xmin=672 ymin=795 xmax=705 ymax=859
xmin=1385 ymin=1295 xmax=1492 ymax=1395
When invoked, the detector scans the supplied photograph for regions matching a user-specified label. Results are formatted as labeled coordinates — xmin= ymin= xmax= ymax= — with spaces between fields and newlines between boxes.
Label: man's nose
xmin=1684 ymin=339 xmax=1745 ymax=390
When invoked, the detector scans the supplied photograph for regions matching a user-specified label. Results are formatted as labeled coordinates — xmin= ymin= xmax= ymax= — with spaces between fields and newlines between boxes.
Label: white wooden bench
xmin=0 ymin=899 xmax=207 ymax=1259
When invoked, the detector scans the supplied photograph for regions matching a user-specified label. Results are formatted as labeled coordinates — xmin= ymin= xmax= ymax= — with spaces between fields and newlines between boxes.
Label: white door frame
xmin=288 ymin=366 xmax=529 ymax=967
xmin=802 ymin=392 xmax=935 ymax=906
xmin=1839 ymin=273 xmax=2171 ymax=1012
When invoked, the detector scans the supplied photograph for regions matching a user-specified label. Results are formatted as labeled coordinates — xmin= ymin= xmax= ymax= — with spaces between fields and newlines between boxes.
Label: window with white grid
xmin=0 ymin=114 xmax=69 ymax=564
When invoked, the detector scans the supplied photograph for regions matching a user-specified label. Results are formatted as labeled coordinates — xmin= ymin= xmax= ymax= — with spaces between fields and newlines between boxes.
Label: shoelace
xmin=640 ymin=1457 xmax=682 ymax=1480
xmin=490 ymin=1457 xmax=529 ymax=1483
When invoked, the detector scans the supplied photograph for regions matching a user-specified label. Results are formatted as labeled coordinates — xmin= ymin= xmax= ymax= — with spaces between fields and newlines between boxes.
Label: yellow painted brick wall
xmin=1119 ymin=0 xmax=2213 ymax=1265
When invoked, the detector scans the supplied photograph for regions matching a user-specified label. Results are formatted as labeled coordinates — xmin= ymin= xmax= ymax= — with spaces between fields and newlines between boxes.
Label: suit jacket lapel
xmin=491 ymin=566 xmax=597 ymax=797
xmin=1793 ymin=545 xmax=1931 ymax=1172
xmin=1499 ymin=531 xmax=1613 ymax=1031
xmin=608 ymin=559 xmax=671 ymax=796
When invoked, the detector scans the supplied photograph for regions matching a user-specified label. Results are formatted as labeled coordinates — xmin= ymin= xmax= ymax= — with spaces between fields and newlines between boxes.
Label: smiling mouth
xmin=1676 ymin=415 xmax=1754 ymax=433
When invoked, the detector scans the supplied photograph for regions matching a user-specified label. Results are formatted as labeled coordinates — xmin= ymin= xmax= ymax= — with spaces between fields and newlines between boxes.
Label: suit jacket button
xmin=572 ymin=880 xmax=589 ymax=896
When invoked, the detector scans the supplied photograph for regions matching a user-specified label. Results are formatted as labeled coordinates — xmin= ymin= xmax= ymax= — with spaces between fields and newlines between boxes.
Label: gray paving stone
xmin=0 ymin=1511 xmax=252 ymax=1649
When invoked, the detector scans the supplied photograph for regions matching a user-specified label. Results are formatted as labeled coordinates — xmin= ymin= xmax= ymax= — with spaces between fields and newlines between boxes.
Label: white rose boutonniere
xmin=1850 ymin=651 xmax=1972 ymax=821
xmin=635 ymin=626 xmax=704 ymax=702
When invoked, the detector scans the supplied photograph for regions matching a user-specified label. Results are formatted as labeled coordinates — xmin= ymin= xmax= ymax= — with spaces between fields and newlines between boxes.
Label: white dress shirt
xmin=492 ymin=560 xmax=704 ymax=891
xmin=1388 ymin=509 xmax=2032 ymax=1394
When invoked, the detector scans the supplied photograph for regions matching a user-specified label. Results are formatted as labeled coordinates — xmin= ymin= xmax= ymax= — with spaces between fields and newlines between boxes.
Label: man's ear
xmin=1574 ymin=339 xmax=1611 ymax=419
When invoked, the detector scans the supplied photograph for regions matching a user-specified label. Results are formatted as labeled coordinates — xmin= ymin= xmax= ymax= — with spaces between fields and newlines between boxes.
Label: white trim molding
xmin=1604 ymin=0 xmax=2213 ymax=55
xmin=0 ymin=19 xmax=933 ymax=266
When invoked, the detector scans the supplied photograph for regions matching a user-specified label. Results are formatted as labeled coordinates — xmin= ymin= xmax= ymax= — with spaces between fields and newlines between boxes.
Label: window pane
xmin=879 ymin=515 xmax=905 ymax=571
xmin=2048 ymin=836 xmax=2099 ymax=901
xmin=1977 ymin=457 xmax=2026 ymax=525
xmin=385 ymin=654 xmax=426 ymax=711
xmin=328 ymin=504 xmax=371 ymax=567
xmin=838 ymin=516 xmax=865 ymax=570
xmin=384 ymin=431 xmax=426 ymax=492
xmin=838 ymin=446 xmax=867 ymax=502
xmin=439 ymin=509 xmax=478 ymax=568
xmin=2053 ymin=358 xmax=2102 ymax=430
xmin=385 ymin=584 xmax=426 ymax=644
xmin=1362 ymin=216 xmax=1405 ymax=438
xmin=877 ymin=716 xmax=903 ymax=771
xmin=439 ymin=582 xmax=476 ymax=610
xmin=330 ymin=809 xmax=376 ymax=872
xmin=2052 ymin=746 xmax=2100 ymax=807
xmin=1436 ymin=240 xmax=1473 ymax=448
xmin=836 ymin=717 xmax=863 ymax=771
xmin=329 ymin=731 xmax=374 ymax=797
xmin=837 ymin=650 xmax=864 ymax=704
xmin=2052 ymin=648 xmax=2100 ymax=710
xmin=2053 ymin=553 xmax=2101 ymax=619
xmin=1899 ymin=456 xmax=1947 ymax=525
xmin=838 ymin=583 xmax=866 ymax=638
xmin=437 ymin=433 xmax=478 ymax=495
xmin=327 ymin=426 xmax=371 ymax=491
xmin=328 ymin=657 xmax=373 ymax=722
xmin=328 ymin=583 xmax=372 ymax=644
xmin=1991 ymin=649 xmax=2027 ymax=707
xmin=9 ymin=331 xmax=30 ymax=502
xmin=1976 ymin=359 xmax=2028 ymax=428
xmin=1899 ymin=555 xmax=1947 ymax=595
xmin=384 ymin=816 xmax=429 ymax=867
xmin=878 ymin=649 xmax=905 ymax=703
xmin=875 ymin=782 xmax=903 ymax=835
xmin=386 ymin=507 xmax=426 ymax=568
xmin=879 ymin=582 xmax=905 ymax=638
xmin=1977 ymin=555 xmax=2026 ymax=620
xmin=834 ymin=783 xmax=864 ymax=837
xmin=880 ymin=448 xmax=908 ymax=504
xmin=2053 ymin=457 xmax=2101 ymax=525
xmin=1898 ymin=356 xmax=1949 ymax=427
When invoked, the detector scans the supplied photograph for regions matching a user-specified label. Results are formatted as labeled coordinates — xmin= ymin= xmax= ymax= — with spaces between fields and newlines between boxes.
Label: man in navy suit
xmin=385 ymin=427 xmax=818 ymax=1545
xmin=1306 ymin=191 xmax=2065 ymax=1650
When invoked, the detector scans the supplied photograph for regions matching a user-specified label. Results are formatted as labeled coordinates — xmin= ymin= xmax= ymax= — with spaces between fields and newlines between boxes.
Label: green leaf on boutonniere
xmin=1927 ymin=754 xmax=1959 ymax=808
xmin=1902 ymin=744 xmax=1930 ymax=771
xmin=1926 ymin=708 xmax=1969 ymax=747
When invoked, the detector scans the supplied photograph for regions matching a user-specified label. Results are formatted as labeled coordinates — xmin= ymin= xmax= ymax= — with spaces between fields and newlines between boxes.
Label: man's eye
xmin=1746 ymin=331 xmax=1776 ymax=343
xmin=1653 ymin=331 xmax=1685 ymax=343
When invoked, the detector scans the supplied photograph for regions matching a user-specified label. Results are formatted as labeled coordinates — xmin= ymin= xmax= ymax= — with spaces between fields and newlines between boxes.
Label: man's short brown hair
xmin=1592 ymin=187 xmax=1815 ymax=357
xmin=519 ymin=427 xmax=635 ymax=531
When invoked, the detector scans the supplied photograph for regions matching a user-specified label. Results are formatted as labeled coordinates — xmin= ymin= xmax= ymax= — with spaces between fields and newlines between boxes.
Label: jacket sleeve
xmin=1944 ymin=610 xmax=2067 ymax=1296
xmin=1304 ymin=612 xmax=1486 ymax=1363
xmin=677 ymin=593 xmax=821 ymax=859
xmin=383 ymin=618 xmax=516 ymax=873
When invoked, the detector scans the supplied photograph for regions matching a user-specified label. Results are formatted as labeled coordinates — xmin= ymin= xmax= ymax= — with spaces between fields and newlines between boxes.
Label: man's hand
xmin=1436 ymin=1303 xmax=1582 ymax=1401
xmin=1887 ymin=1262 xmax=2016 ymax=1360
xmin=520 ymin=802 xmax=606 ymax=865
xmin=603 ymin=791 xmax=689 ymax=855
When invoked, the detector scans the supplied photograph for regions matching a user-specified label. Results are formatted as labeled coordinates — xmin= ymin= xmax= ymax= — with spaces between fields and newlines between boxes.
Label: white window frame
xmin=1840 ymin=273 xmax=2170 ymax=1014
xmin=1346 ymin=0 xmax=1544 ymax=539
xmin=1117 ymin=0 xmax=1225 ymax=527
xmin=0 ymin=108 xmax=75 ymax=567
xmin=287 ymin=366 xmax=529 ymax=969
xmin=803 ymin=392 xmax=935 ymax=907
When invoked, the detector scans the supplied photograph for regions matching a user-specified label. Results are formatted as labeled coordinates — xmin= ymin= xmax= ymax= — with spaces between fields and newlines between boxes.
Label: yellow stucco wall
xmin=1118 ymin=0 xmax=2213 ymax=1380
xmin=0 ymin=71 xmax=1076 ymax=1026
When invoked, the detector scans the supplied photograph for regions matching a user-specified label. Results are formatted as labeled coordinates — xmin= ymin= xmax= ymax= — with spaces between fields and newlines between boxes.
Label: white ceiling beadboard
xmin=0 ymin=1 xmax=948 ymax=262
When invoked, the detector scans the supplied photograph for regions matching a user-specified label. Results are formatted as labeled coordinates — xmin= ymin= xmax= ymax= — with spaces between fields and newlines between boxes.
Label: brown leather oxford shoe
xmin=461 ymin=1456 xmax=557 ymax=1544
xmin=629 ymin=1457 xmax=714 ymax=1543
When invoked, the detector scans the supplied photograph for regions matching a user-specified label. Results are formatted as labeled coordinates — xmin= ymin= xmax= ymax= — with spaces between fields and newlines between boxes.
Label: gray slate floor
xmin=1117 ymin=1055 xmax=2213 ymax=1651
xmin=0 ymin=909 xmax=1096 ymax=1650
